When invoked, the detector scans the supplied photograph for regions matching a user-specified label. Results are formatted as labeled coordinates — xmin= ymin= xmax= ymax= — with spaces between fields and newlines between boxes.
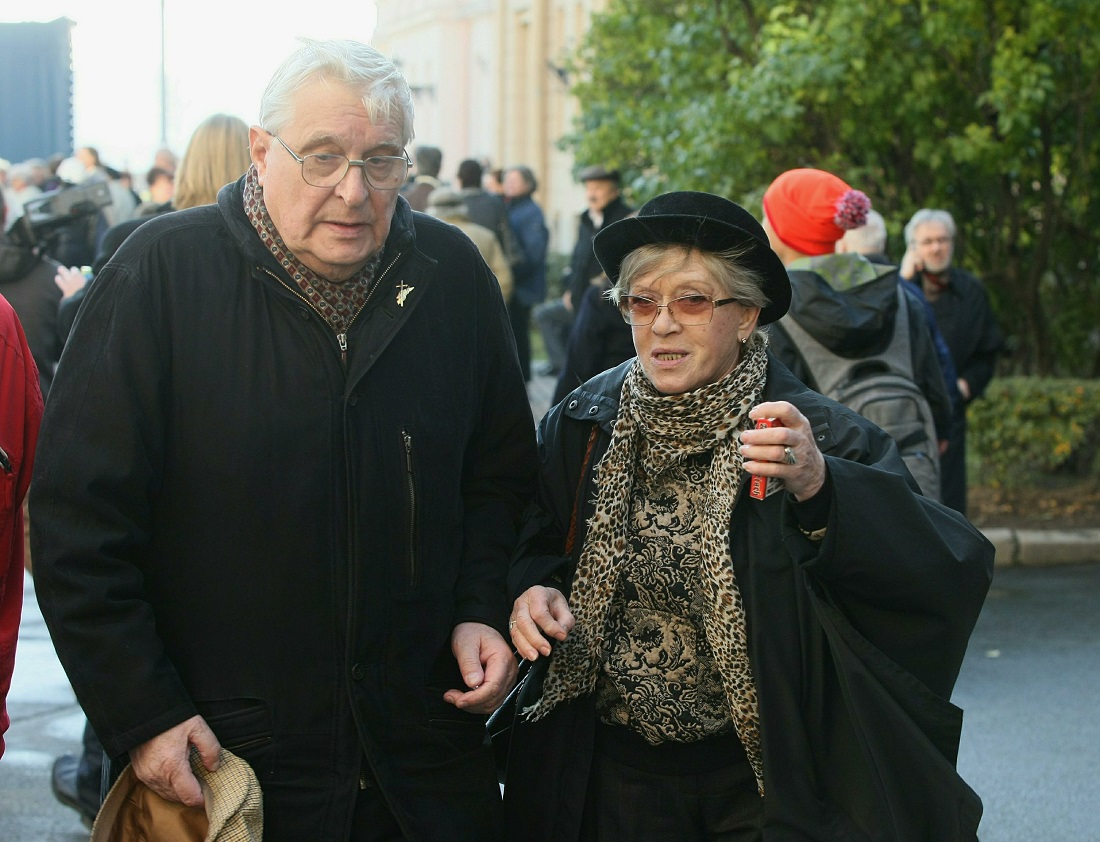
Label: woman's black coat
xmin=503 ymin=356 xmax=993 ymax=841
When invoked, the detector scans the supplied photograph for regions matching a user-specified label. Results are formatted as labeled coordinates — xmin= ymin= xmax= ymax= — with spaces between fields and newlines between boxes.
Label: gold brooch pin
xmin=396 ymin=282 xmax=414 ymax=307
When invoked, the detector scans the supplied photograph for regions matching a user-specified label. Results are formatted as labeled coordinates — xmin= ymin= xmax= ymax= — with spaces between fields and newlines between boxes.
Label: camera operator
xmin=0 ymin=185 xmax=62 ymax=396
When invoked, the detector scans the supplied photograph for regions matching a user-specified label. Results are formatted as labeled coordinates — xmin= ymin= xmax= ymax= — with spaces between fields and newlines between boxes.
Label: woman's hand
xmin=740 ymin=401 xmax=827 ymax=501
xmin=509 ymin=586 xmax=575 ymax=661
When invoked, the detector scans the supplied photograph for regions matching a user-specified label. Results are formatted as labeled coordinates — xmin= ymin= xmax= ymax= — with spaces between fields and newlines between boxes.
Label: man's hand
xmin=443 ymin=622 xmax=519 ymax=714
xmin=128 ymin=715 xmax=221 ymax=807
xmin=899 ymin=249 xmax=923 ymax=282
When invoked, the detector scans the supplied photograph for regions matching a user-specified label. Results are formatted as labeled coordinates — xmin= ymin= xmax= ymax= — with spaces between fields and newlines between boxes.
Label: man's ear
xmin=249 ymin=127 xmax=270 ymax=184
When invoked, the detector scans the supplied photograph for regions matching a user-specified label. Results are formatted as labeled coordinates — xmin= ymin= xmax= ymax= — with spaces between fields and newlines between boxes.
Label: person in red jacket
xmin=0 ymin=291 xmax=44 ymax=758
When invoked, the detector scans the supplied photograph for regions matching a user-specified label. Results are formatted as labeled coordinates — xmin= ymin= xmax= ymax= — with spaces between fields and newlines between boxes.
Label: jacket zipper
xmin=260 ymin=251 xmax=407 ymax=804
xmin=261 ymin=249 xmax=403 ymax=369
xmin=402 ymin=430 xmax=418 ymax=589
xmin=0 ymin=445 xmax=11 ymax=473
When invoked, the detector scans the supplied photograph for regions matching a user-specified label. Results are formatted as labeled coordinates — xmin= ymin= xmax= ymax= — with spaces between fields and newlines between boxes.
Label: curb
xmin=981 ymin=527 xmax=1100 ymax=567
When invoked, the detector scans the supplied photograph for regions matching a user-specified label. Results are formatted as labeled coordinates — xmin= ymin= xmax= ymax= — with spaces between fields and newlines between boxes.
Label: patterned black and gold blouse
xmin=595 ymin=451 xmax=736 ymax=745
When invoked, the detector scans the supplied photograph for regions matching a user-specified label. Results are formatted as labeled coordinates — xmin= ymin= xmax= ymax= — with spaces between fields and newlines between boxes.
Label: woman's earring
xmin=740 ymin=335 xmax=747 ymax=345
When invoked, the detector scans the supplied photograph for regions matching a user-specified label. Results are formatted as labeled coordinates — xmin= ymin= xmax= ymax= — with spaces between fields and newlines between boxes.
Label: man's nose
xmin=335 ymin=164 xmax=370 ymax=202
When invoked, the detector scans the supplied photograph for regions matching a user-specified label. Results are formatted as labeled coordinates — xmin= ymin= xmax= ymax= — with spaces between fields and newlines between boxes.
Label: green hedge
xmin=967 ymin=378 xmax=1100 ymax=488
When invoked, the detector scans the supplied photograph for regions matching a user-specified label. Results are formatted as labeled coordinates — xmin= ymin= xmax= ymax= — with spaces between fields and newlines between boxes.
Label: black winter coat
xmin=503 ymin=358 xmax=992 ymax=841
xmin=31 ymin=176 xmax=537 ymax=841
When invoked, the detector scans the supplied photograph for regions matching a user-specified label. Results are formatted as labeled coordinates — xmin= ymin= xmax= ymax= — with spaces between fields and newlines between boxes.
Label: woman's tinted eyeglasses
xmin=618 ymin=294 xmax=738 ymax=326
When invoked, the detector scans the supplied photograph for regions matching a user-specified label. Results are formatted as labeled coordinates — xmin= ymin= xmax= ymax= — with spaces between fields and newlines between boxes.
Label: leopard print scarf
xmin=525 ymin=333 xmax=770 ymax=791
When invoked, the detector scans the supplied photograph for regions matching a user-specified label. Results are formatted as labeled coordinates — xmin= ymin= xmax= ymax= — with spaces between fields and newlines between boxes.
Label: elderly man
xmin=32 ymin=39 xmax=535 ymax=841
xmin=901 ymin=209 xmax=1002 ymax=514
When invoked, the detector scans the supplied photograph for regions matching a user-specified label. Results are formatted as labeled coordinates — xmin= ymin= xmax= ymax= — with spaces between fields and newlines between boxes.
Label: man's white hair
xmin=904 ymin=208 xmax=957 ymax=248
xmin=258 ymin=39 xmax=415 ymax=146
xmin=838 ymin=209 xmax=888 ymax=255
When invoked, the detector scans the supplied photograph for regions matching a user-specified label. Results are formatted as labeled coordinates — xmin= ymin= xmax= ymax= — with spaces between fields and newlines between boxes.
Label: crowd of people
xmin=0 ymin=36 xmax=1004 ymax=842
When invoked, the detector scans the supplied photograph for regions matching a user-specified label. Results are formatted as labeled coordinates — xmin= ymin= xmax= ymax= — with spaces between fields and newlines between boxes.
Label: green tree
xmin=563 ymin=0 xmax=1100 ymax=376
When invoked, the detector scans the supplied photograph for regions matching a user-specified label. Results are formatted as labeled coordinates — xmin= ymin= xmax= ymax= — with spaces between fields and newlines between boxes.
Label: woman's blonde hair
xmin=173 ymin=114 xmax=252 ymax=209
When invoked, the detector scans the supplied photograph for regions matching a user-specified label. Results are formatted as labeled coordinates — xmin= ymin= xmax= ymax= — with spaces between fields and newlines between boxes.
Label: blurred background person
xmin=837 ymin=208 xmax=961 ymax=410
xmin=456 ymin=158 xmax=517 ymax=267
xmin=0 ymin=185 xmax=63 ymax=397
xmin=427 ymin=187 xmax=513 ymax=303
xmin=504 ymin=165 xmax=548 ymax=382
xmin=900 ymin=209 xmax=1003 ymax=514
xmin=3 ymin=162 xmax=43 ymax=232
xmin=483 ymin=167 xmax=506 ymax=196
xmin=401 ymin=144 xmax=443 ymax=211
xmin=133 ymin=166 xmax=175 ymax=217
xmin=534 ymin=165 xmax=632 ymax=379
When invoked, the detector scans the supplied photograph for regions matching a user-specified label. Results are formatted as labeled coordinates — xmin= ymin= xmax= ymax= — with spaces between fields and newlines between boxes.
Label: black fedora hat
xmin=592 ymin=191 xmax=791 ymax=325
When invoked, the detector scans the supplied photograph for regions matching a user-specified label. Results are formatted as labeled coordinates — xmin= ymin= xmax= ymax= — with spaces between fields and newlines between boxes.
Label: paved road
xmin=2 ymin=560 xmax=1098 ymax=840
xmin=954 ymin=562 xmax=1100 ymax=841
xmin=1 ymin=573 xmax=89 ymax=840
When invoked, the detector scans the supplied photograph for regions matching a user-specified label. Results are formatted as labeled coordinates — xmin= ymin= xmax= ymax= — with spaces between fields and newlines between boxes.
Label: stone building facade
xmin=373 ymin=0 xmax=607 ymax=261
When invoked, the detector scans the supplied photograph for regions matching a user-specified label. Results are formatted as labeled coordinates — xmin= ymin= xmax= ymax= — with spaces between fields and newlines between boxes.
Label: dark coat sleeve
xmin=935 ymin=269 xmax=1003 ymax=404
xmin=30 ymin=260 xmax=199 ymax=757
xmin=452 ymin=240 xmax=540 ymax=631
xmin=902 ymin=288 xmax=953 ymax=441
xmin=956 ymin=281 xmax=1001 ymax=403
xmin=780 ymin=385 xmax=993 ymax=699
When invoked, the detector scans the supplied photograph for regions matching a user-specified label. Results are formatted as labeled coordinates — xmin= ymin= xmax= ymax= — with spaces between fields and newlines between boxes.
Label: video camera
xmin=8 ymin=180 xmax=113 ymax=250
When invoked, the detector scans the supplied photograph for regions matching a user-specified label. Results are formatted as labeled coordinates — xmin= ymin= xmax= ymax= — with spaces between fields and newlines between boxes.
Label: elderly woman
xmin=501 ymin=192 xmax=993 ymax=841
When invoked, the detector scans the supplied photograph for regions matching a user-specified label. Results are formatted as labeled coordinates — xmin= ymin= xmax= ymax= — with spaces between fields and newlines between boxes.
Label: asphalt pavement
xmin=1 ymin=373 xmax=1097 ymax=840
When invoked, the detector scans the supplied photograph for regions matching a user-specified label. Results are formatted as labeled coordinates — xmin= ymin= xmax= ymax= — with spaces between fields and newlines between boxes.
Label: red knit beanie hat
xmin=762 ymin=168 xmax=871 ymax=256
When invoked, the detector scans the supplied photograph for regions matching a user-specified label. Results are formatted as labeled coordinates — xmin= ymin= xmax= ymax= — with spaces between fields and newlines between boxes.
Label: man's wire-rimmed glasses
xmin=618 ymin=294 xmax=738 ymax=326
xmin=271 ymin=134 xmax=411 ymax=190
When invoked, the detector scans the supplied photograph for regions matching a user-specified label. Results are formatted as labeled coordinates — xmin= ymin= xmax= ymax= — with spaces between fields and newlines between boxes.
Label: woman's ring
xmin=508 ymin=620 xmax=517 ymax=630
xmin=783 ymin=446 xmax=797 ymax=466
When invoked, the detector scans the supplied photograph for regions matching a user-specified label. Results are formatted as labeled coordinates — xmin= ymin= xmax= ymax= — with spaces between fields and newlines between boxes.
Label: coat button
xmin=351 ymin=663 xmax=366 ymax=680
xmin=348 ymin=393 xmax=358 ymax=406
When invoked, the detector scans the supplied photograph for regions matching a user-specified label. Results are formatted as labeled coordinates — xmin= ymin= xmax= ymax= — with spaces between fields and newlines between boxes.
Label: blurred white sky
xmin=0 ymin=0 xmax=377 ymax=173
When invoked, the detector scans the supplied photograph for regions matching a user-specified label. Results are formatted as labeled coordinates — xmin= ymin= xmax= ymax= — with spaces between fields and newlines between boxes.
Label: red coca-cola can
xmin=749 ymin=417 xmax=782 ymax=500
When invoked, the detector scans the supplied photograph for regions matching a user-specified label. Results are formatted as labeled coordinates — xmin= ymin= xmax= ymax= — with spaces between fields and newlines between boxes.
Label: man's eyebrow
xmin=297 ymin=134 xmax=403 ymax=157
